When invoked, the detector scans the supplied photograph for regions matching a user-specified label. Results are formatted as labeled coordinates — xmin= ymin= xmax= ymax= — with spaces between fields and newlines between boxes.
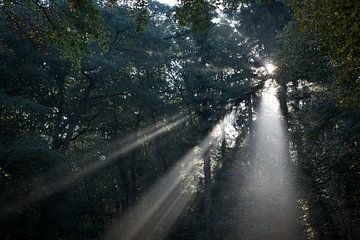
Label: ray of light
xmin=102 ymin=112 xmax=236 ymax=240
xmin=0 ymin=113 xmax=189 ymax=220
xmin=265 ymin=62 xmax=277 ymax=74
xmin=242 ymin=79 xmax=299 ymax=239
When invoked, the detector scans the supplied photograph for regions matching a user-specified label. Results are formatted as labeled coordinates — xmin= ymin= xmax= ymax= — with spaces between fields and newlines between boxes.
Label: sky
xmin=156 ymin=0 xmax=178 ymax=6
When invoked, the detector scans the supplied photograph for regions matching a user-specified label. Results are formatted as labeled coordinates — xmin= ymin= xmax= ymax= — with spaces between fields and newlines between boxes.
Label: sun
xmin=265 ymin=63 xmax=277 ymax=74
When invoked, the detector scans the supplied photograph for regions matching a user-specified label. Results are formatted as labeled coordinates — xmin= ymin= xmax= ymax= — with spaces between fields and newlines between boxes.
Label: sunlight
xmin=2 ymin=0 xmax=357 ymax=238
xmin=265 ymin=62 xmax=277 ymax=74
xmin=260 ymin=80 xmax=281 ymax=114
xmin=103 ymin=144 xmax=205 ymax=240
xmin=156 ymin=0 xmax=178 ymax=6
xmin=241 ymin=79 xmax=299 ymax=239
xmin=0 ymin=113 xmax=189 ymax=220
xmin=102 ymin=112 xmax=236 ymax=240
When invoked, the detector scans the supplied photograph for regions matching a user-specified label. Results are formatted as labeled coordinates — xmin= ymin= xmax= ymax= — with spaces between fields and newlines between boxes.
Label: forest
xmin=0 ymin=0 xmax=359 ymax=239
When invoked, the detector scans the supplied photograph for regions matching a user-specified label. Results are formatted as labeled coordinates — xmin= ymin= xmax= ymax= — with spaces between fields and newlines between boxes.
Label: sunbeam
xmin=265 ymin=62 xmax=277 ymax=74
xmin=243 ymin=80 xmax=299 ymax=239
xmin=0 ymin=113 xmax=189 ymax=220
xmin=102 ymin=111 xmax=236 ymax=240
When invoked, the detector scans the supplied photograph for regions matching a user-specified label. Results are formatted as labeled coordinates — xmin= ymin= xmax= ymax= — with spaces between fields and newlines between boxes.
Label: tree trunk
xmin=279 ymin=82 xmax=288 ymax=116
xmin=203 ymin=147 xmax=212 ymax=240
xmin=52 ymin=75 xmax=65 ymax=150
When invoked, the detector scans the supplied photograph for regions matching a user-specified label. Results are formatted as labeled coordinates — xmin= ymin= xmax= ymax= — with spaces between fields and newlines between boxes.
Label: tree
xmin=289 ymin=0 xmax=360 ymax=107
xmin=276 ymin=16 xmax=360 ymax=240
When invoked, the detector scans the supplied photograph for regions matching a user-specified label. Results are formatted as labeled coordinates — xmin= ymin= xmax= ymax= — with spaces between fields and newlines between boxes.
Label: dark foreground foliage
xmin=1 ymin=0 xmax=359 ymax=239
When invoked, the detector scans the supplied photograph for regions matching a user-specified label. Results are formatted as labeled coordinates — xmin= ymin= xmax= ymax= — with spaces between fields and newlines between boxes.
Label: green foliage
xmin=228 ymin=0 xmax=291 ymax=57
xmin=1 ymin=0 xmax=359 ymax=239
xmin=0 ymin=2 xmax=261 ymax=238
xmin=175 ymin=0 xmax=215 ymax=32
xmin=276 ymin=7 xmax=360 ymax=239
xmin=129 ymin=0 xmax=150 ymax=31
xmin=0 ymin=0 xmax=109 ymax=64
xmin=289 ymin=0 xmax=360 ymax=107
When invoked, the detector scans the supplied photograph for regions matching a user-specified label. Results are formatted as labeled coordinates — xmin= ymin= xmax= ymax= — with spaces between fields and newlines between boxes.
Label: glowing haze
xmin=243 ymin=80 xmax=299 ymax=239
xmin=265 ymin=62 xmax=277 ymax=74
xmin=102 ymin=112 xmax=237 ymax=240
xmin=0 ymin=113 xmax=189 ymax=220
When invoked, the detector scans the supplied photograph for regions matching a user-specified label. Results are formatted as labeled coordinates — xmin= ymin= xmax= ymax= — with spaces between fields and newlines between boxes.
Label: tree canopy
xmin=1 ymin=0 xmax=359 ymax=240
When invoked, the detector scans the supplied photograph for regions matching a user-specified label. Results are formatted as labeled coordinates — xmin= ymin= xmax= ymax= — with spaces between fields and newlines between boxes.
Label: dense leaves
xmin=1 ymin=0 xmax=359 ymax=240
xmin=289 ymin=0 xmax=360 ymax=107
xmin=0 ymin=1 xmax=261 ymax=239
xmin=276 ymin=9 xmax=360 ymax=240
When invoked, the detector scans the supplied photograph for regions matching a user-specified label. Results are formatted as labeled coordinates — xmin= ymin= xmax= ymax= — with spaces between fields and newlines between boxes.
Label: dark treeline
xmin=0 ymin=1 xmax=359 ymax=240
